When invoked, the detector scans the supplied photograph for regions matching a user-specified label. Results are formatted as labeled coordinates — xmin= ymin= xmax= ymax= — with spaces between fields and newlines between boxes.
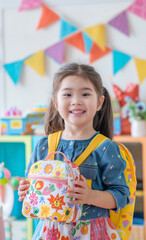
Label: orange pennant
xmin=65 ymin=32 xmax=85 ymax=53
xmin=37 ymin=5 xmax=60 ymax=30
xmin=90 ymin=42 xmax=111 ymax=63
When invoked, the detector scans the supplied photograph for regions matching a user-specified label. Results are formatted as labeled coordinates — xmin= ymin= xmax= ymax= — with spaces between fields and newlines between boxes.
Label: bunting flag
xmin=134 ymin=58 xmax=146 ymax=84
xmin=25 ymin=50 xmax=45 ymax=76
xmin=108 ymin=11 xmax=130 ymax=36
xmin=45 ymin=41 xmax=65 ymax=64
xmin=90 ymin=42 xmax=111 ymax=63
xmin=84 ymin=25 xmax=106 ymax=51
xmin=3 ymin=60 xmax=24 ymax=85
xmin=65 ymin=32 xmax=85 ymax=53
xmin=82 ymin=32 xmax=93 ymax=53
xmin=37 ymin=5 xmax=60 ymax=30
xmin=18 ymin=0 xmax=43 ymax=11
xmin=60 ymin=19 xmax=78 ymax=39
xmin=113 ymin=50 xmax=132 ymax=75
xmin=127 ymin=0 xmax=146 ymax=20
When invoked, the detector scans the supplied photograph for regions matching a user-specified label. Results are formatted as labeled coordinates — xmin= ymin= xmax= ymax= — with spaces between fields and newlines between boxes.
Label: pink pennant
xmin=127 ymin=0 xmax=146 ymax=20
xmin=18 ymin=0 xmax=43 ymax=11
xmin=45 ymin=41 xmax=65 ymax=64
xmin=108 ymin=11 xmax=130 ymax=36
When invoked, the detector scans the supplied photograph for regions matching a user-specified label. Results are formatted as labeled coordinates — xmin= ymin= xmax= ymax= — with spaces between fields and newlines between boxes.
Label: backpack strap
xmin=48 ymin=131 xmax=62 ymax=159
xmin=48 ymin=131 xmax=108 ymax=187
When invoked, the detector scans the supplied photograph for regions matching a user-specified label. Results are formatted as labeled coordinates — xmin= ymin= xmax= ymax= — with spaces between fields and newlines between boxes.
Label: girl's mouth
xmin=69 ymin=110 xmax=85 ymax=114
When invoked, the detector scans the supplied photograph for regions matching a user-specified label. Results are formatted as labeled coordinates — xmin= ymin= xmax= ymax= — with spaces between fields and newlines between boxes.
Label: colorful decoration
xmin=112 ymin=50 xmax=132 ymax=75
xmin=25 ymin=50 xmax=45 ymax=76
xmin=37 ymin=5 xmax=60 ymax=30
xmin=60 ymin=19 xmax=78 ymax=39
xmin=84 ymin=24 xmax=106 ymax=51
xmin=0 ymin=163 xmax=14 ymax=219
xmin=108 ymin=11 xmax=130 ymax=36
xmin=2 ymin=1 xmax=146 ymax=86
xmin=112 ymin=83 xmax=139 ymax=107
xmin=127 ymin=0 xmax=146 ymax=21
xmin=18 ymin=0 xmax=43 ymax=11
xmin=112 ymin=83 xmax=139 ymax=135
xmin=45 ymin=41 xmax=65 ymax=64
xmin=82 ymin=32 xmax=93 ymax=53
xmin=4 ymin=107 xmax=22 ymax=117
xmin=65 ymin=32 xmax=85 ymax=53
xmin=134 ymin=58 xmax=146 ymax=84
xmin=3 ymin=60 xmax=24 ymax=85
xmin=90 ymin=43 xmax=111 ymax=63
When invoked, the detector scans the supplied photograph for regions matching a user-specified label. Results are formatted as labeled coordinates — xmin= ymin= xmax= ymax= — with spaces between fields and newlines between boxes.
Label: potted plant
xmin=127 ymin=100 xmax=146 ymax=137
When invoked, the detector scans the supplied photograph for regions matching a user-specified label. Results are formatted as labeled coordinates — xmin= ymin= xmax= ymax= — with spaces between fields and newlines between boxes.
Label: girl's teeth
xmin=72 ymin=111 xmax=83 ymax=113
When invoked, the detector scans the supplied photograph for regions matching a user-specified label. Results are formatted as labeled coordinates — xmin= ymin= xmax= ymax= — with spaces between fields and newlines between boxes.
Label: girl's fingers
xmin=18 ymin=183 xmax=30 ymax=191
xmin=68 ymin=187 xmax=84 ymax=194
xmin=80 ymin=175 xmax=87 ymax=182
xmin=18 ymin=190 xmax=27 ymax=196
xmin=19 ymin=179 xmax=29 ymax=185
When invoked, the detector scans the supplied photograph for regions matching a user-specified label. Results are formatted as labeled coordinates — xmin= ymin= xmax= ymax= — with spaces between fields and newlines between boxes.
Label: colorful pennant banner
xmin=134 ymin=58 xmax=146 ymax=84
xmin=108 ymin=11 xmax=130 ymax=36
xmin=3 ymin=2 xmax=146 ymax=86
xmin=112 ymin=50 xmax=132 ymax=75
xmin=37 ymin=5 xmax=60 ymax=30
xmin=60 ymin=19 xmax=78 ymax=39
xmin=25 ymin=50 xmax=45 ymax=76
xmin=45 ymin=41 xmax=65 ymax=64
xmin=3 ymin=60 xmax=24 ymax=85
xmin=65 ymin=32 xmax=85 ymax=53
xmin=127 ymin=0 xmax=146 ymax=20
xmin=82 ymin=32 xmax=93 ymax=53
xmin=18 ymin=0 xmax=43 ymax=11
xmin=90 ymin=43 xmax=111 ymax=63
xmin=84 ymin=25 xmax=106 ymax=51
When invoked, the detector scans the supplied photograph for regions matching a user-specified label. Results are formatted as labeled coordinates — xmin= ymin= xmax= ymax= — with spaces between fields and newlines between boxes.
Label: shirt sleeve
xmin=100 ymin=141 xmax=130 ymax=212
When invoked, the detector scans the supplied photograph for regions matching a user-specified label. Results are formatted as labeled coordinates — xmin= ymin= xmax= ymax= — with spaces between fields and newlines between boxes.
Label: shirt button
xmin=69 ymin=141 xmax=74 ymax=146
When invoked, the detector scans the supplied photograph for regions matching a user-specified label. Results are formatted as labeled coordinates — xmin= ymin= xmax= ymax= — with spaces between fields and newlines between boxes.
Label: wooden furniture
xmin=114 ymin=135 xmax=146 ymax=239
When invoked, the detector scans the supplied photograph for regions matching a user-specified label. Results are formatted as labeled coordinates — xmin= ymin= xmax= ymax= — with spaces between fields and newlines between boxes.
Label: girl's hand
xmin=67 ymin=175 xmax=92 ymax=205
xmin=18 ymin=179 xmax=30 ymax=201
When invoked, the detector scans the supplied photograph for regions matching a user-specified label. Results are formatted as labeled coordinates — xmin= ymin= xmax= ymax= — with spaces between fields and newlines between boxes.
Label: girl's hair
xmin=45 ymin=63 xmax=113 ymax=139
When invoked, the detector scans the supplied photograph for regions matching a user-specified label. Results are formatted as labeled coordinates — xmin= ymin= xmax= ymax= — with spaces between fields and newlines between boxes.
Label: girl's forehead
xmin=60 ymin=75 xmax=93 ymax=88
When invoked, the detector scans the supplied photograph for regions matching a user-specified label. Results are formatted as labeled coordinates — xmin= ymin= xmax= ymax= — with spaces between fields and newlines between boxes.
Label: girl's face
xmin=53 ymin=75 xmax=104 ymax=130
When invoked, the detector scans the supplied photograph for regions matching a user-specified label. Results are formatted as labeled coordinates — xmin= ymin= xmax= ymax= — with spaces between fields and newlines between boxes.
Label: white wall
xmin=1 ymin=0 xmax=146 ymax=115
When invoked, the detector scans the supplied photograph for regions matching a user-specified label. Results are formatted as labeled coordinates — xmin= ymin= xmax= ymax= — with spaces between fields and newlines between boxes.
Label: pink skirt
xmin=33 ymin=217 xmax=121 ymax=240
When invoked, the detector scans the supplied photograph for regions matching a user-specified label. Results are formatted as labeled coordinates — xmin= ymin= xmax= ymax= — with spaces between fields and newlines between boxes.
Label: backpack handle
xmin=44 ymin=151 xmax=70 ymax=163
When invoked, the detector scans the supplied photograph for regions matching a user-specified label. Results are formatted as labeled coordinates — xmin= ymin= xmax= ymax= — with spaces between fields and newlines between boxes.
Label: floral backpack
xmin=22 ymin=151 xmax=82 ymax=223
xmin=22 ymin=132 xmax=106 ymax=223
xmin=48 ymin=131 xmax=137 ymax=240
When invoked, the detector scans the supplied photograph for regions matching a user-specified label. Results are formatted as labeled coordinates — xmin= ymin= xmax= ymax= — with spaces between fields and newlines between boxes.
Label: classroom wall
xmin=0 ymin=0 xmax=146 ymax=115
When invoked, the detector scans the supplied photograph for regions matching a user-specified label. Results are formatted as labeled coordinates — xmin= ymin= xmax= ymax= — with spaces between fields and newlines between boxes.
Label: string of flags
xmin=3 ymin=0 xmax=146 ymax=85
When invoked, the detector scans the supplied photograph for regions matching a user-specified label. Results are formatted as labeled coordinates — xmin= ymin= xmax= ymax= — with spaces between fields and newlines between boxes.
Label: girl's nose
xmin=71 ymin=96 xmax=82 ymax=105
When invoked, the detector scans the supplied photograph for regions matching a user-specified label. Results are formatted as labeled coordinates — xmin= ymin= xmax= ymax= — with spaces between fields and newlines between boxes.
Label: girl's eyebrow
xmin=62 ymin=88 xmax=93 ymax=92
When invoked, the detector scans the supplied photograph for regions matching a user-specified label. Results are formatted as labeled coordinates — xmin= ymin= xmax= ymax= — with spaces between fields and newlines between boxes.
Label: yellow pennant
xmin=134 ymin=58 xmax=146 ymax=84
xmin=25 ymin=50 xmax=45 ymax=77
xmin=84 ymin=24 xmax=105 ymax=51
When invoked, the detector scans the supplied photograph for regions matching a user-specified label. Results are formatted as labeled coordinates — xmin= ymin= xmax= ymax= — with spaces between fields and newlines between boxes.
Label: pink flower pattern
xmin=29 ymin=192 xmax=38 ymax=206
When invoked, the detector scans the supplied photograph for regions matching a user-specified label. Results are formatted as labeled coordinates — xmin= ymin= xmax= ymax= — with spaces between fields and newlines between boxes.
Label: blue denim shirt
xmin=25 ymin=132 xmax=130 ymax=220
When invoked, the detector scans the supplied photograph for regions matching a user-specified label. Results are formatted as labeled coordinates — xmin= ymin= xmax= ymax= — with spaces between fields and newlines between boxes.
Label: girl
xmin=18 ymin=63 xmax=130 ymax=240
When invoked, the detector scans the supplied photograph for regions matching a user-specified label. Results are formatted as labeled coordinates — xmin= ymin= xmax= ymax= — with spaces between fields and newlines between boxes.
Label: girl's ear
xmin=97 ymin=95 xmax=104 ymax=111
xmin=52 ymin=97 xmax=58 ymax=110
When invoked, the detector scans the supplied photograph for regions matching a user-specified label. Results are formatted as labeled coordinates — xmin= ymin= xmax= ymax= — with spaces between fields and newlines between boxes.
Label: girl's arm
xmin=67 ymin=175 xmax=117 ymax=209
